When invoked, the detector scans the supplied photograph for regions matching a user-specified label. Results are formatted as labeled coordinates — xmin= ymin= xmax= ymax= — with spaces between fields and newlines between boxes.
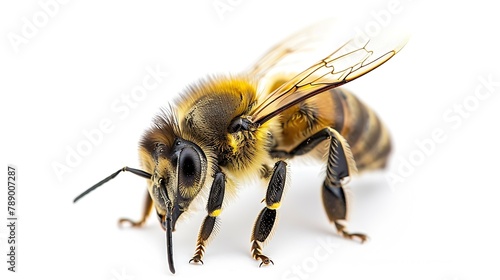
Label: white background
xmin=1 ymin=0 xmax=500 ymax=280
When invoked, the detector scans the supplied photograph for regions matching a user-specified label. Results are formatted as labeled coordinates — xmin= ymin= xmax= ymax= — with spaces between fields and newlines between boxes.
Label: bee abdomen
xmin=276 ymin=88 xmax=391 ymax=172
xmin=330 ymin=89 xmax=391 ymax=171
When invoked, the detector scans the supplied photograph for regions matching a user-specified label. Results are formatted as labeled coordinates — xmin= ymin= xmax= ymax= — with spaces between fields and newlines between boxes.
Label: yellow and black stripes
xmin=329 ymin=88 xmax=391 ymax=172
xmin=276 ymin=87 xmax=391 ymax=173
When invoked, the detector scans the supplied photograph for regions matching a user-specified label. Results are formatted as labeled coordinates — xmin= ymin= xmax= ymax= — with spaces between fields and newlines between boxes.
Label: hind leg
xmin=322 ymin=183 xmax=366 ymax=242
xmin=272 ymin=127 xmax=366 ymax=242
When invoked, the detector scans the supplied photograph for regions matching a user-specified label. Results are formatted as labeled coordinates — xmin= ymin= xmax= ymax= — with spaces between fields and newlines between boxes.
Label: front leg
xmin=189 ymin=169 xmax=225 ymax=264
xmin=118 ymin=191 xmax=153 ymax=228
xmin=251 ymin=160 xmax=287 ymax=267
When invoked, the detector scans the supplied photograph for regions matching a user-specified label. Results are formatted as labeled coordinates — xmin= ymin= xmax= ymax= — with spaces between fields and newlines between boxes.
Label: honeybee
xmin=74 ymin=21 xmax=406 ymax=274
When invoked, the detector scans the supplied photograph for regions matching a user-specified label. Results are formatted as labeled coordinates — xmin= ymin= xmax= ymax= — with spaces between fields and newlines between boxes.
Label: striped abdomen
xmin=275 ymin=88 xmax=391 ymax=172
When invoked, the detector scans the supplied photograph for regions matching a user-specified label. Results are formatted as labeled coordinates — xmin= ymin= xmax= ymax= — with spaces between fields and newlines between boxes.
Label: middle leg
xmin=250 ymin=160 xmax=287 ymax=267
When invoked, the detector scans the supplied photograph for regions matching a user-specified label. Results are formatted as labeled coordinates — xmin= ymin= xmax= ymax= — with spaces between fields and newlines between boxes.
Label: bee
xmin=74 ymin=21 xmax=406 ymax=274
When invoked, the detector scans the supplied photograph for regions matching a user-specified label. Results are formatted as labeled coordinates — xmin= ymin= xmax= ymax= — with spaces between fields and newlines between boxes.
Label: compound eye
xmin=178 ymin=147 xmax=201 ymax=188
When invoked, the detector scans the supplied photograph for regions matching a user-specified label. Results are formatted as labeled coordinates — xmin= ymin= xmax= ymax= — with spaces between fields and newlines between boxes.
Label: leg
xmin=251 ymin=160 xmax=287 ymax=267
xmin=322 ymin=128 xmax=367 ymax=242
xmin=189 ymin=169 xmax=225 ymax=264
xmin=118 ymin=191 xmax=153 ymax=227
xmin=273 ymin=127 xmax=367 ymax=242
xmin=322 ymin=183 xmax=367 ymax=242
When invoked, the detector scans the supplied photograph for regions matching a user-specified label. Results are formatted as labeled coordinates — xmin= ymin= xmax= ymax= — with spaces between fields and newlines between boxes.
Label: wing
xmin=248 ymin=21 xmax=407 ymax=125
xmin=246 ymin=19 xmax=336 ymax=81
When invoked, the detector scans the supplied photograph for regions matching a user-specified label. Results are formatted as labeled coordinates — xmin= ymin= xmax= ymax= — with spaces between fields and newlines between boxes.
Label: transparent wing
xmin=246 ymin=19 xmax=337 ymax=81
xmin=249 ymin=32 xmax=407 ymax=125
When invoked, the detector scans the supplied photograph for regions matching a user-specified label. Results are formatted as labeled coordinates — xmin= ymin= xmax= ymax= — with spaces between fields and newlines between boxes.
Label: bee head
xmin=147 ymin=136 xmax=207 ymax=274
xmin=150 ymin=138 xmax=207 ymax=229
